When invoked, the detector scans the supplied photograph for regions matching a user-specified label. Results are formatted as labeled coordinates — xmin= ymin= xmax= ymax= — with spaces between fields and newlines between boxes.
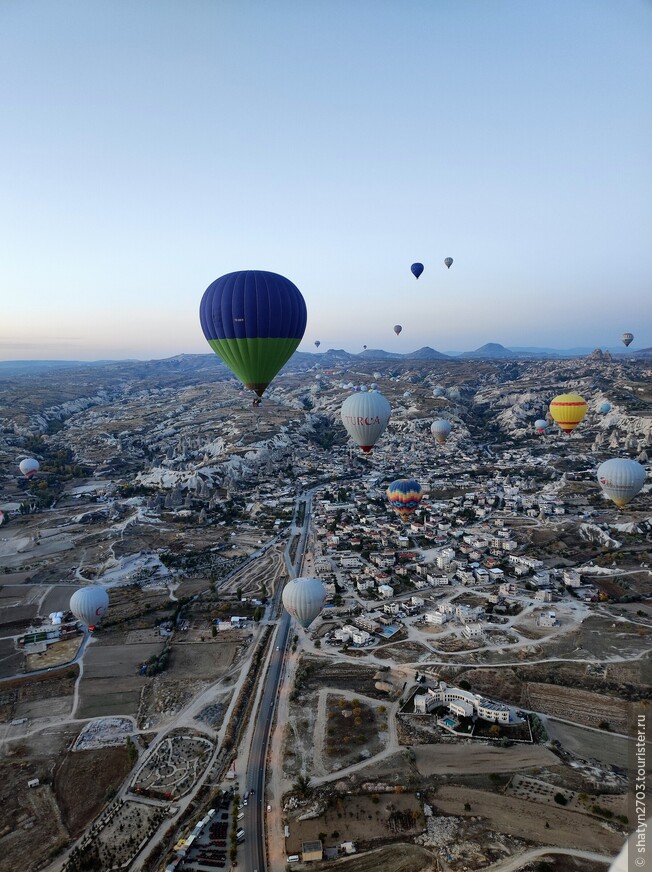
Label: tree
xmin=489 ymin=724 xmax=501 ymax=738
xmin=293 ymin=774 xmax=312 ymax=798
xmin=464 ymin=802 xmax=471 ymax=811
xmin=459 ymin=679 xmax=471 ymax=691
xmin=554 ymin=793 xmax=568 ymax=806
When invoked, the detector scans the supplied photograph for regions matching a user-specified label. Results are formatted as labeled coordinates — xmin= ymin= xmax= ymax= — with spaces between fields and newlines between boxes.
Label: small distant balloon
xmin=393 ymin=325 xmax=402 ymax=336
xmin=621 ymin=332 xmax=634 ymax=347
xmin=431 ymin=419 xmax=452 ymax=443
xmin=444 ymin=257 xmax=453 ymax=269
xmin=314 ymin=340 xmax=321 ymax=348
xmin=433 ymin=387 xmax=445 ymax=398
xmin=363 ymin=344 xmax=367 ymax=350
xmin=19 ymin=458 xmax=40 ymax=479
xmin=534 ymin=419 xmax=548 ymax=434
xmin=599 ymin=402 xmax=612 ymax=414
xmin=411 ymin=262 xmax=424 ymax=279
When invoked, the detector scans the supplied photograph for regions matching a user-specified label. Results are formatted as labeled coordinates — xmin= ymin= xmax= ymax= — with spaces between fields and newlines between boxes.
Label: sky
xmin=1 ymin=0 xmax=651 ymax=360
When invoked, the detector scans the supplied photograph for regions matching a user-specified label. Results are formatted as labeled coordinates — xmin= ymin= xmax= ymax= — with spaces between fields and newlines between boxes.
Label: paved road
xmin=242 ymin=488 xmax=314 ymax=872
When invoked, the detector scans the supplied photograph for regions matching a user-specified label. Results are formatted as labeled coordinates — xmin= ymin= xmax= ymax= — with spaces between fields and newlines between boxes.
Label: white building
xmin=463 ymin=622 xmax=483 ymax=638
xmin=378 ymin=584 xmax=395 ymax=599
xmin=413 ymin=681 xmax=510 ymax=723
xmin=424 ymin=611 xmax=450 ymax=625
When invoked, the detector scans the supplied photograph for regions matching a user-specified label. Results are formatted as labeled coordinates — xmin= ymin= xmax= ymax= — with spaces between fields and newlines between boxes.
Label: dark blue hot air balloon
xmin=411 ymin=262 xmax=424 ymax=279
xmin=200 ymin=270 xmax=307 ymax=397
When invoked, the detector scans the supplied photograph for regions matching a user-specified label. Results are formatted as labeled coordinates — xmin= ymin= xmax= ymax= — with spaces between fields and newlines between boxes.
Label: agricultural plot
xmin=523 ymin=683 xmax=631 ymax=732
xmin=25 ymin=635 xmax=82 ymax=671
xmin=413 ymin=742 xmax=558 ymax=776
xmin=66 ymin=799 xmax=166 ymax=871
xmin=545 ymin=720 xmax=632 ymax=768
xmin=430 ymin=785 xmax=625 ymax=855
xmin=76 ymin=639 xmax=163 ymax=719
xmin=0 ymin=637 xmax=24 ymax=679
xmin=40 ymin=584 xmax=82 ymax=613
xmin=285 ymin=793 xmax=424 ymax=856
xmin=0 ymin=669 xmax=77 ymax=722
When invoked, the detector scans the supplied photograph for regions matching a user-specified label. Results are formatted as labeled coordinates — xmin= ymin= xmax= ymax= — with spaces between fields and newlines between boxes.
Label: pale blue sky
xmin=1 ymin=0 xmax=650 ymax=359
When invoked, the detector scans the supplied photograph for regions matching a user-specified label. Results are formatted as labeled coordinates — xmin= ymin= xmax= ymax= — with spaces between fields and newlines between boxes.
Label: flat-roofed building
xmin=302 ymin=841 xmax=323 ymax=862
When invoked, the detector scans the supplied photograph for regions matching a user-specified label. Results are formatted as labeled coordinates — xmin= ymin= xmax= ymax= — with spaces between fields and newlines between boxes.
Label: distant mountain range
xmin=0 ymin=343 xmax=648 ymax=375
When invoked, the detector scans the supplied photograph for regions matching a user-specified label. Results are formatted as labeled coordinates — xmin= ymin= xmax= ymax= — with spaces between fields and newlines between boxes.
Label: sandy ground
xmin=432 ymin=785 xmax=625 ymax=855
xmin=25 ymin=636 xmax=82 ymax=671
xmin=413 ymin=742 xmax=559 ymax=775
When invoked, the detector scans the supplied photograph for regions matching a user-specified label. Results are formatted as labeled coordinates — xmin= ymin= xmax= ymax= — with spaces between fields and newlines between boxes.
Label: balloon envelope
xmin=431 ymin=419 xmax=452 ymax=443
xmin=393 ymin=325 xmax=402 ymax=336
xmin=534 ymin=419 xmax=548 ymax=433
xmin=19 ymin=458 xmax=40 ymax=478
xmin=341 ymin=391 xmax=391 ymax=452
xmin=70 ymin=587 xmax=109 ymax=629
xmin=314 ymin=340 xmax=321 ymax=348
xmin=199 ymin=270 xmax=307 ymax=397
xmin=444 ymin=257 xmax=453 ymax=269
xmin=597 ymin=459 xmax=646 ymax=508
xmin=621 ymin=333 xmax=634 ymax=347
xmin=282 ymin=577 xmax=326 ymax=628
xmin=411 ymin=262 xmax=424 ymax=279
xmin=432 ymin=387 xmax=445 ymax=398
xmin=599 ymin=402 xmax=612 ymax=414
xmin=386 ymin=479 xmax=423 ymax=521
xmin=549 ymin=393 xmax=587 ymax=435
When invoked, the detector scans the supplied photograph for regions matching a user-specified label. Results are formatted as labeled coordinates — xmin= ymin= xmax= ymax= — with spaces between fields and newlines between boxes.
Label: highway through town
xmin=242 ymin=489 xmax=313 ymax=872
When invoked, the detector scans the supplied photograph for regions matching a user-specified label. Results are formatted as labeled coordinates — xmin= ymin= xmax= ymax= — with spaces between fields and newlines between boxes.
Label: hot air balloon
xmin=534 ymin=419 xmax=548 ymax=434
xmin=597 ymin=458 xmax=646 ymax=508
xmin=393 ymin=325 xmax=402 ymax=336
xmin=621 ymin=333 xmax=634 ymax=348
xmin=341 ymin=391 xmax=391 ymax=453
xmin=70 ymin=587 xmax=109 ymax=630
xmin=370 ymin=383 xmax=379 ymax=390
xmin=411 ymin=262 xmax=424 ymax=279
xmin=19 ymin=458 xmax=40 ymax=479
xmin=444 ymin=257 xmax=453 ymax=269
xmin=386 ymin=479 xmax=423 ymax=521
xmin=373 ymin=372 xmax=382 ymax=380
xmin=432 ymin=387 xmax=445 ymax=398
xmin=314 ymin=340 xmax=321 ymax=348
xmin=403 ymin=391 xmax=411 ymax=399
xmin=549 ymin=393 xmax=587 ymax=435
xmin=599 ymin=402 xmax=612 ymax=414
xmin=282 ymin=577 xmax=326 ymax=629
xmin=431 ymin=419 xmax=452 ymax=443
xmin=363 ymin=345 xmax=367 ymax=350
xmin=199 ymin=270 xmax=307 ymax=398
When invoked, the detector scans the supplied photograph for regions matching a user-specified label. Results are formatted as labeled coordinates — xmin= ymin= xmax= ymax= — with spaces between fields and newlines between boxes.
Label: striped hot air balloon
xmin=549 ymin=393 xmax=587 ymax=435
xmin=386 ymin=479 xmax=423 ymax=521
xmin=199 ymin=270 xmax=307 ymax=398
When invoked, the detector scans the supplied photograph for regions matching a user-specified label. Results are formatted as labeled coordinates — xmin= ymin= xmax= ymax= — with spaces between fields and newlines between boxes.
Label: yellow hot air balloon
xmin=549 ymin=393 xmax=587 ymax=435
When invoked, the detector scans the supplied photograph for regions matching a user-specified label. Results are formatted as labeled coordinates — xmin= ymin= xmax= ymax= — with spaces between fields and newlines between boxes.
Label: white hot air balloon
xmin=431 ymin=419 xmax=452 ymax=443
xmin=19 ymin=458 xmax=40 ymax=478
xmin=341 ymin=390 xmax=391 ymax=453
xmin=282 ymin=577 xmax=326 ymax=629
xmin=432 ymin=387 xmax=445 ymax=398
xmin=534 ymin=419 xmax=548 ymax=434
xmin=597 ymin=459 xmax=646 ymax=508
xmin=70 ymin=587 xmax=109 ymax=629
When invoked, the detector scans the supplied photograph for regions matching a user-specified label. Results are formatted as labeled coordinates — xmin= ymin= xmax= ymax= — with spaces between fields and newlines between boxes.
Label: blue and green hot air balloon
xmin=200 ymin=270 xmax=307 ymax=398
